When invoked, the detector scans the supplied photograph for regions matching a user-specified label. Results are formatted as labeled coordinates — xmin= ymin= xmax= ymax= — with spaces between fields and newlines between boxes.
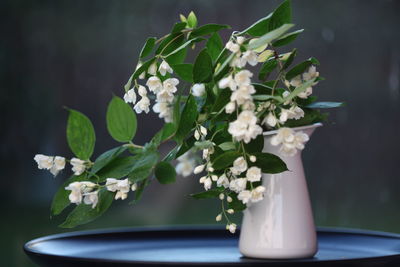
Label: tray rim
xmin=24 ymin=226 xmax=400 ymax=265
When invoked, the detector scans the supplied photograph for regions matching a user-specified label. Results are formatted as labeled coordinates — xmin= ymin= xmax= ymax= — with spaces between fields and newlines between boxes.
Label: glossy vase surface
xmin=239 ymin=123 xmax=321 ymax=259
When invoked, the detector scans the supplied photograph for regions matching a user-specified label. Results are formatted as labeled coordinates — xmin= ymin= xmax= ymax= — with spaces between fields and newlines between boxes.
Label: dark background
xmin=1 ymin=0 xmax=399 ymax=266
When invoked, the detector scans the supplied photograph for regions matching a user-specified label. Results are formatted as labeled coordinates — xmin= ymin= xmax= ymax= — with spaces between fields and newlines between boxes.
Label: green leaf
xmin=128 ymin=150 xmax=159 ymax=183
xmin=171 ymin=63 xmax=193 ymax=83
xmin=66 ymin=109 xmax=96 ymax=160
xmin=131 ymin=57 xmax=156 ymax=80
xmin=171 ymin=22 xmax=187 ymax=34
xmin=155 ymin=161 xmax=176 ymax=184
xmin=206 ymin=32 xmax=223 ymax=62
xmin=191 ymin=188 xmax=224 ymax=199
xmin=214 ymin=53 xmax=235 ymax=80
xmin=272 ymin=29 xmax=303 ymax=47
xmin=240 ymin=14 xmax=273 ymax=36
xmin=175 ymin=95 xmax=198 ymax=142
xmin=244 ymin=134 xmax=264 ymax=153
xmin=252 ymin=94 xmax=283 ymax=102
xmin=187 ymin=11 xmax=198 ymax=28
xmin=212 ymin=151 xmax=241 ymax=170
xmin=156 ymin=32 xmax=185 ymax=56
xmin=190 ymin=24 xmax=230 ymax=38
xmin=139 ymin=37 xmax=156 ymax=59
xmin=247 ymin=24 xmax=294 ymax=51
xmin=91 ymin=146 xmax=127 ymax=174
xmin=193 ymin=49 xmax=213 ymax=83
xmin=268 ymin=0 xmax=292 ymax=31
xmin=194 ymin=140 xmax=214 ymax=149
xmin=218 ymin=142 xmax=235 ymax=151
xmin=227 ymin=192 xmax=247 ymax=211
xmin=130 ymin=178 xmax=151 ymax=204
xmin=161 ymin=123 xmax=177 ymax=141
xmin=307 ymin=102 xmax=344 ymax=109
xmin=106 ymin=96 xmax=137 ymax=143
xmin=282 ymin=48 xmax=297 ymax=69
xmin=96 ymin=156 xmax=137 ymax=180
xmin=175 ymin=136 xmax=196 ymax=159
xmin=59 ymin=188 xmax=114 ymax=228
xmin=284 ymin=78 xmax=316 ymax=102
xmin=51 ymin=174 xmax=88 ymax=216
xmin=285 ymin=58 xmax=319 ymax=80
xmin=252 ymin=152 xmax=288 ymax=173
xmin=258 ymin=60 xmax=278 ymax=81
xmin=164 ymin=37 xmax=203 ymax=59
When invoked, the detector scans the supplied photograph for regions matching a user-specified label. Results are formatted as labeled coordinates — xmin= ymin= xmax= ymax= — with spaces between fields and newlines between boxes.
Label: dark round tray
xmin=24 ymin=226 xmax=400 ymax=266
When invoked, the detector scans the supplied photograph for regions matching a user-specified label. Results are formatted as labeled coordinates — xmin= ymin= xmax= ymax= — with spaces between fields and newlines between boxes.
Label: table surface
xmin=24 ymin=226 xmax=400 ymax=266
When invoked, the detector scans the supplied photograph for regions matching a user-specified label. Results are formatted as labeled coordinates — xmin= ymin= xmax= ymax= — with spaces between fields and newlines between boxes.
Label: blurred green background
xmin=1 ymin=0 xmax=399 ymax=266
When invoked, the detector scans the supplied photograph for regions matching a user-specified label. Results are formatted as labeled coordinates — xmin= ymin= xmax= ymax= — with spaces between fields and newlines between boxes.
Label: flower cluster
xmin=34 ymin=154 xmax=89 ymax=176
xmin=106 ymin=178 xmax=137 ymax=200
xmin=65 ymin=181 xmax=98 ymax=208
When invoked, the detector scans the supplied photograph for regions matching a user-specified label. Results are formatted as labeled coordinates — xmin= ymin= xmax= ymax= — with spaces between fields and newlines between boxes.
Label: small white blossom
xmin=158 ymin=60 xmax=173 ymax=76
xmin=227 ymin=223 xmax=237 ymax=234
xmin=303 ymin=66 xmax=319 ymax=83
xmin=227 ymin=196 xmax=233 ymax=203
xmin=218 ymin=75 xmax=236 ymax=91
xmin=194 ymin=129 xmax=201 ymax=140
xmin=199 ymin=176 xmax=212 ymax=191
xmin=146 ymin=76 xmax=163 ymax=93
xmin=238 ymin=190 xmax=252 ymax=204
xmin=271 ymin=128 xmax=310 ymax=157
xmin=246 ymin=166 xmax=262 ymax=182
xmin=65 ymin=181 xmax=96 ymax=205
xmin=217 ymin=174 xmax=230 ymax=188
xmin=106 ymin=178 xmax=131 ymax=200
xmin=211 ymin=175 xmax=218 ymax=181
xmin=156 ymin=89 xmax=174 ymax=103
xmin=200 ymin=125 xmax=207 ymax=136
xmin=219 ymin=193 xmax=225 ymax=200
xmin=192 ymin=83 xmax=205 ymax=97
xmin=225 ymin=40 xmax=240 ymax=54
xmin=289 ymin=75 xmax=302 ymax=87
xmin=83 ymin=191 xmax=99 ymax=208
xmin=176 ymin=151 xmax=195 ymax=177
xmin=50 ymin=156 xmax=66 ymax=176
xmin=225 ymin=101 xmax=236 ymax=114
xmin=147 ymin=61 xmax=157 ymax=76
xmin=134 ymin=96 xmax=151 ymax=114
xmin=234 ymin=70 xmax=253 ymax=86
xmin=297 ymin=87 xmax=313 ymax=99
xmin=231 ymin=156 xmax=248 ymax=175
xmin=262 ymin=112 xmax=277 ymax=127
xmin=227 ymin=209 xmax=234 ymax=214
xmin=228 ymin=110 xmax=263 ymax=143
xmin=193 ymin=164 xmax=205 ymax=174
xmin=70 ymin=158 xmax=86 ymax=176
xmin=230 ymin=85 xmax=255 ymax=106
xmin=216 ymin=214 xmax=222 ymax=222
xmin=138 ymin=85 xmax=147 ymax=97
xmin=249 ymin=155 xmax=257 ymax=163
xmin=240 ymin=50 xmax=258 ymax=67
xmin=162 ymin=78 xmax=179 ymax=94
xmin=241 ymin=100 xmax=256 ymax=111
xmin=236 ymin=36 xmax=246 ymax=45
xmin=123 ymin=89 xmax=137 ymax=104
xmin=251 ymin=186 xmax=266 ymax=203
xmin=153 ymin=102 xmax=173 ymax=123
xmin=289 ymin=106 xmax=305 ymax=120
xmin=229 ymin=178 xmax=247 ymax=193
xmin=34 ymin=154 xmax=53 ymax=170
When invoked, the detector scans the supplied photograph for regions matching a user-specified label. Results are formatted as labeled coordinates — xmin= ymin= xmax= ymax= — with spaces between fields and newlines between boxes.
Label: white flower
xmin=199 ymin=176 xmax=212 ymax=191
xmin=225 ymin=101 xmax=236 ymax=114
xmin=241 ymin=51 xmax=258 ymax=67
xmin=65 ymin=181 xmax=96 ymax=205
xmin=238 ymin=190 xmax=252 ymax=204
xmin=289 ymin=106 xmax=304 ymax=120
xmin=230 ymin=85 xmax=255 ymax=106
xmin=218 ymin=75 xmax=236 ymax=91
xmin=199 ymin=125 xmax=207 ymax=136
xmin=227 ymin=209 xmax=234 ymax=214
xmin=231 ymin=156 xmax=248 ymax=175
xmin=241 ymin=100 xmax=255 ymax=111
xmin=303 ymin=66 xmax=319 ymax=83
xmin=194 ymin=129 xmax=201 ymax=140
xmin=131 ymin=183 xmax=137 ymax=191
xmin=246 ymin=166 xmax=262 ymax=182
xmin=123 ymin=89 xmax=137 ymax=104
xmin=70 ymin=158 xmax=86 ymax=176
xmin=229 ymin=178 xmax=247 ymax=193
xmin=192 ymin=83 xmax=205 ymax=97
xmin=202 ymin=147 xmax=214 ymax=160
xmin=146 ymin=76 xmax=163 ymax=93
xmin=297 ymin=87 xmax=313 ymax=99
xmin=193 ymin=164 xmax=205 ymax=174
xmin=228 ymin=110 xmax=263 ymax=143
xmin=262 ymin=112 xmax=277 ymax=127
xmin=163 ymin=78 xmax=179 ymax=94
xmin=138 ymin=85 xmax=147 ymax=97
xmin=251 ymin=186 xmax=266 ymax=203
xmin=227 ymin=223 xmax=237 ymax=234
xmin=234 ymin=70 xmax=253 ymax=86
xmin=225 ymin=40 xmax=240 ymax=53
xmin=136 ymin=62 xmax=145 ymax=79
xmin=271 ymin=128 xmax=309 ymax=157
xmin=227 ymin=196 xmax=233 ymax=203
xmin=50 ymin=156 xmax=66 ymax=176
xmin=176 ymin=152 xmax=195 ymax=177
xmin=289 ymin=75 xmax=302 ymax=87
xmin=134 ymin=96 xmax=150 ymax=114
xmin=158 ymin=60 xmax=173 ymax=76
xmin=106 ymin=178 xmax=131 ymax=200
xmin=217 ymin=174 xmax=230 ymax=188
xmin=236 ymin=36 xmax=246 ymax=45
xmin=156 ymin=89 xmax=174 ymax=103
xmin=34 ymin=154 xmax=53 ymax=170
xmin=216 ymin=214 xmax=222 ymax=222
xmin=83 ymin=191 xmax=99 ymax=208
xmin=249 ymin=155 xmax=257 ymax=162
xmin=147 ymin=61 xmax=157 ymax=75
xmin=219 ymin=193 xmax=225 ymax=200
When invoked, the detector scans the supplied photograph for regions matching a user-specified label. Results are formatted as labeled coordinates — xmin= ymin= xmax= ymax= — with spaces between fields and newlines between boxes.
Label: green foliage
xmin=175 ymin=95 xmax=198 ymax=142
xmin=66 ymin=109 xmax=96 ymax=160
xmin=212 ymin=151 xmax=242 ymax=170
xmin=171 ymin=63 xmax=194 ymax=82
xmin=91 ymin=146 xmax=127 ymax=174
xmin=247 ymin=24 xmax=294 ymax=51
xmin=191 ymin=188 xmax=224 ymax=199
xmin=285 ymin=57 xmax=319 ymax=80
xmin=190 ymin=24 xmax=230 ymax=38
xmin=187 ymin=11 xmax=198 ymax=28
xmin=251 ymin=152 xmax=288 ymax=173
xmin=59 ymin=189 xmax=114 ymax=228
xmin=284 ymin=78 xmax=316 ymax=102
xmin=106 ymin=96 xmax=137 ymax=143
xmin=272 ymin=29 xmax=304 ymax=47
xmin=155 ymin=161 xmax=176 ymax=184
xmin=128 ymin=150 xmax=159 ymax=183
xmin=284 ymin=109 xmax=328 ymax=128
xmin=258 ymin=59 xmax=278 ymax=81
xmin=206 ymin=32 xmax=223 ymax=62
xmin=193 ymin=49 xmax=213 ymax=83
xmin=139 ymin=37 xmax=156 ymax=59
xmin=244 ymin=135 xmax=265 ymax=153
